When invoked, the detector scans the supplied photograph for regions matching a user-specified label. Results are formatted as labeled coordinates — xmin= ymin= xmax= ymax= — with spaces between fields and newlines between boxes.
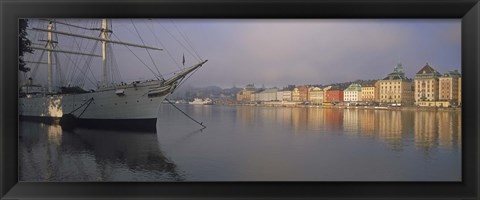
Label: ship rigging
xmin=20 ymin=19 xmax=208 ymax=131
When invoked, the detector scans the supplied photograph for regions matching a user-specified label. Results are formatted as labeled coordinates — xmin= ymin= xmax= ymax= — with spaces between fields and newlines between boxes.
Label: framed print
xmin=1 ymin=0 xmax=479 ymax=199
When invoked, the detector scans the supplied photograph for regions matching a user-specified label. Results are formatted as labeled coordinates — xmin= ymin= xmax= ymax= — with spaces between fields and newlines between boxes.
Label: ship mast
xmin=101 ymin=19 xmax=109 ymax=87
xmin=47 ymin=22 xmax=53 ymax=93
xmin=32 ymin=19 xmax=165 ymax=90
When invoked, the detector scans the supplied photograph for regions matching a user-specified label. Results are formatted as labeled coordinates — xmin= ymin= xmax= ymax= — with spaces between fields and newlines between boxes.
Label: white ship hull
xmin=19 ymin=80 xmax=169 ymax=120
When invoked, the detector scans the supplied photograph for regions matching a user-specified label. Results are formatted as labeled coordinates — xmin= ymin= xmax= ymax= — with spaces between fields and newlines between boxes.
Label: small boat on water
xmin=175 ymin=100 xmax=188 ymax=104
xmin=189 ymin=98 xmax=213 ymax=105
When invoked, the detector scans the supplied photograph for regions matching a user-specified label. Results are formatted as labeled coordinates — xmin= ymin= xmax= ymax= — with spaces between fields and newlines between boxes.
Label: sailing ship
xmin=19 ymin=19 xmax=207 ymax=131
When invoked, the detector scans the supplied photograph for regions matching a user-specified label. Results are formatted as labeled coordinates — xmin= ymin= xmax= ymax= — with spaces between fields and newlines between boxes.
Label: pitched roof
xmin=259 ymin=88 xmax=279 ymax=93
xmin=383 ymin=74 xmax=404 ymax=80
xmin=416 ymin=63 xmax=437 ymax=75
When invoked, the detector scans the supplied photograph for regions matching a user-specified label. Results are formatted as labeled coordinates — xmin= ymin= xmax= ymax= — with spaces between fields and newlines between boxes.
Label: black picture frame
xmin=1 ymin=0 xmax=479 ymax=199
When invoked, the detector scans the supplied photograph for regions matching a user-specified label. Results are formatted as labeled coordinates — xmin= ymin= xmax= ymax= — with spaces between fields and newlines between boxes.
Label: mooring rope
xmin=69 ymin=97 xmax=94 ymax=118
xmin=165 ymin=98 xmax=206 ymax=129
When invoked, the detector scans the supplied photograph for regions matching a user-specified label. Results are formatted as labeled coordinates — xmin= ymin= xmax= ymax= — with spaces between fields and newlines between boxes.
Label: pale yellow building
xmin=378 ymin=63 xmax=414 ymax=104
xmin=308 ymin=87 xmax=324 ymax=105
xmin=414 ymin=63 xmax=441 ymax=106
xmin=282 ymin=90 xmax=292 ymax=101
xmin=236 ymin=84 xmax=256 ymax=102
xmin=374 ymin=81 xmax=381 ymax=102
xmin=256 ymin=88 xmax=279 ymax=102
xmin=292 ymin=88 xmax=301 ymax=102
xmin=360 ymin=84 xmax=376 ymax=102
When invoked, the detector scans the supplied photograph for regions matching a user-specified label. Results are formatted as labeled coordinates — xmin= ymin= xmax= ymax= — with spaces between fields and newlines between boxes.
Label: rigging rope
xmin=143 ymin=20 xmax=182 ymax=70
xmin=131 ymin=19 xmax=162 ymax=78
xmin=158 ymin=23 xmax=200 ymax=64
xmin=62 ymin=51 xmax=97 ymax=88
xmin=112 ymin=32 xmax=162 ymax=79
xmin=31 ymin=50 xmax=46 ymax=80
xmin=171 ymin=20 xmax=203 ymax=61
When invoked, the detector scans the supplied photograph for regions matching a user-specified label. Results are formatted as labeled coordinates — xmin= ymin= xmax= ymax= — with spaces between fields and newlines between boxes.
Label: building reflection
xmin=236 ymin=106 xmax=258 ymax=127
xmin=437 ymin=112 xmax=453 ymax=149
xmin=414 ymin=111 xmax=438 ymax=151
xmin=377 ymin=110 xmax=403 ymax=150
xmin=358 ymin=110 xmax=376 ymax=136
xmin=323 ymin=108 xmax=343 ymax=133
xmin=343 ymin=109 xmax=360 ymax=135
xmin=278 ymin=107 xmax=294 ymax=129
xmin=457 ymin=113 xmax=462 ymax=146
xmin=413 ymin=111 xmax=460 ymax=153
xmin=234 ymin=106 xmax=460 ymax=152
xmin=306 ymin=108 xmax=325 ymax=131
xmin=291 ymin=108 xmax=308 ymax=131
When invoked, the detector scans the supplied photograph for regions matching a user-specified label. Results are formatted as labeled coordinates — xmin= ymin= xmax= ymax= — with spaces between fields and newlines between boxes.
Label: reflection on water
xmin=20 ymin=121 xmax=183 ymax=181
xmin=20 ymin=105 xmax=461 ymax=181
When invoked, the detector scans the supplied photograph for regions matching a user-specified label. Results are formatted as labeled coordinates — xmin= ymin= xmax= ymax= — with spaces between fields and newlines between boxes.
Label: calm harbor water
xmin=19 ymin=105 xmax=461 ymax=181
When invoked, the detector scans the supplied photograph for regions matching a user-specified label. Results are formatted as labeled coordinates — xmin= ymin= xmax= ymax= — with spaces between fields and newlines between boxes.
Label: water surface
xmin=19 ymin=105 xmax=461 ymax=181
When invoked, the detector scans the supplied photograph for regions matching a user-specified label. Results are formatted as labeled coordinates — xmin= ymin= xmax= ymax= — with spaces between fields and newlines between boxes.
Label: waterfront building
xmin=250 ymin=93 xmax=257 ymax=102
xmin=282 ymin=90 xmax=292 ymax=101
xmin=361 ymin=84 xmax=376 ymax=102
xmin=439 ymin=70 xmax=461 ymax=105
xmin=298 ymin=85 xmax=309 ymax=102
xmin=343 ymin=83 xmax=362 ymax=102
xmin=308 ymin=87 xmax=324 ymax=105
xmin=257 ymin=88 xmax=279 ymax=102
xmin=325 ymin=90 xmax=344 ymax=103
xmin=378 ymin=63 xmax=414 ymax=104
xmin=292 ymin=88 xmax=301 ymax=102
xmin=236 ymin=84 xmax=256 ymax=102
xmin=414 ymin=63 xmax=442 ymax=106
xmin=458 ymin=77 xmax=462 ymax=106
xmin=276 ymin=91 xmax=284 ymax=101
xmin=374 ymin=81 xmax=381 ymax=102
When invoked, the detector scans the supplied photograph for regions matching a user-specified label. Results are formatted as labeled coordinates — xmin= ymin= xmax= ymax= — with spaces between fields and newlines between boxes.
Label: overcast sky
xmin=25 ymin=19 xmax=460 ymax=89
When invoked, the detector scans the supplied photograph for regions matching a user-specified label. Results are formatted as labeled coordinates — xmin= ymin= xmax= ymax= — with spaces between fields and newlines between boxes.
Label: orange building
xmin=297 ymin=85 xmax=309 ymax=102
xmin=326 ymin=90 xmax=344 ymax=103
xmin=439 ymin=70 xmax=461 ymax=105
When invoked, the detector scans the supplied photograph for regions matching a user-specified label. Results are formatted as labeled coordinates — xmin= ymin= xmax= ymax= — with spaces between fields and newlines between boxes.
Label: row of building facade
xmin=236 ymin=63 xmax=461 ymax=107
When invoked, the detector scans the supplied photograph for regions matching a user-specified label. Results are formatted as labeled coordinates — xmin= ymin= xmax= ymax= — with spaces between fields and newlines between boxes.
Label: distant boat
xmin=175 ymin=100 xmax=188 ymax=104
xmin=189 ymin=98 xmax=213 ymax=105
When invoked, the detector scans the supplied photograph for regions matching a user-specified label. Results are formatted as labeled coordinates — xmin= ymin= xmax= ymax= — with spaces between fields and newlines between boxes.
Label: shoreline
xmin=217 ymin=103 xmax=461 ymax=111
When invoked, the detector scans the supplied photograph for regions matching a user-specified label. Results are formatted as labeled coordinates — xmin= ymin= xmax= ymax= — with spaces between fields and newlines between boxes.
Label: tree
xmin=19 ymin=19 xmax=33 ymax=72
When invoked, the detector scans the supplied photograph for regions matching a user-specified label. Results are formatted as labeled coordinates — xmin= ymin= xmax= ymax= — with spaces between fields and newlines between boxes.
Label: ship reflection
xmin=19 ymin=121 xmax=184 ymax=181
